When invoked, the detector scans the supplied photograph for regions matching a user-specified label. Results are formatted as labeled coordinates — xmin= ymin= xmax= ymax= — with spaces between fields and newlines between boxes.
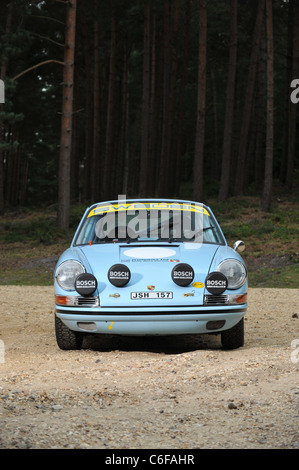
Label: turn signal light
xmin=55 ymin=295 xmax=68 ymax=305
xmin=236 ymin=294 xmax=247 ymax=304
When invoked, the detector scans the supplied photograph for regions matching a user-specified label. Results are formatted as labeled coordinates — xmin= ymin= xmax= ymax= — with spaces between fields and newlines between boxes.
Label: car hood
xmin=77 ymin=242 xmax=220 ymax=307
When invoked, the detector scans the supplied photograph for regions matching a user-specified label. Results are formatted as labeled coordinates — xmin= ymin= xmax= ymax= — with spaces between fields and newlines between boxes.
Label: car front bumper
xmin=55 ymin=304 xmax=247 ymax=335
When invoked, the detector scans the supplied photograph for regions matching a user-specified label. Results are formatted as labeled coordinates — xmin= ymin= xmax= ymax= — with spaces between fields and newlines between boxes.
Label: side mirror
xmin=233 ymin=240 xmax=245 ymax=253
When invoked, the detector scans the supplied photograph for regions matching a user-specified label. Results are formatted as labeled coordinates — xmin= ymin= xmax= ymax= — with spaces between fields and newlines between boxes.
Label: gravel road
xmin=0 ymin=286 xmax=298 ymax=449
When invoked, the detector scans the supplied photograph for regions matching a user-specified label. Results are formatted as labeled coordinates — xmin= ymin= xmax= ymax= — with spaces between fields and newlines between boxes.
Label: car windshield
xmin=74 ymin=201 xmax=225 ymax=246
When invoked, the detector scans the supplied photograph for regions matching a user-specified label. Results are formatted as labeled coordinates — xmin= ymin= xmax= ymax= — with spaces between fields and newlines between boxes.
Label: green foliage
xmin=0 ymin=216 xmax=62 ymax=244
xmin=212 ymin=197 xmax=299 ymax=250
xmin=0 ymin=204 xmax=86 ymax=246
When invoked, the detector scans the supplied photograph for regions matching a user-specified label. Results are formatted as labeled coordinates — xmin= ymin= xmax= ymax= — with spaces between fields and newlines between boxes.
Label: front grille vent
xmin=75 ymin=296 xmax=99 ymax=307
xmin=204 ymin=294 xmax=229 ymax=305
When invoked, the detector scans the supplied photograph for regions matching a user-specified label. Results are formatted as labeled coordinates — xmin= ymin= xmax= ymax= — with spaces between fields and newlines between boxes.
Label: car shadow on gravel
xmin=83 ymin=333 xmax=221 ymax=354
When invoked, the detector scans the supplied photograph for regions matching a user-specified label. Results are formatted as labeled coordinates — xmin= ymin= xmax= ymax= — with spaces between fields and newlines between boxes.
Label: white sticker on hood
xmin=123 ymin=247 xmax=177 ymax=259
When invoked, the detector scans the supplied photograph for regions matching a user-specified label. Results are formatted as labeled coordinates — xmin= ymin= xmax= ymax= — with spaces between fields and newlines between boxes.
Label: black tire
xmin=221 ymin=318 xmax=244 ymax=350
xmin=55 ymin=314 xmax=83 ymax=350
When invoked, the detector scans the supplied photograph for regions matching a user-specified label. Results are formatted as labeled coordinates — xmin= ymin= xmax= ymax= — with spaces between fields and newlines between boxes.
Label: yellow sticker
xmin=192 ymin=282 xmax=204 ymax=288
xmin=87 ymin=202 xmax=210 ymax=218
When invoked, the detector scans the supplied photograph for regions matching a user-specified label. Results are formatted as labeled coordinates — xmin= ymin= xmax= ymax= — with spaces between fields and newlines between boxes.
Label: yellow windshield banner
xmin=87 ymin=202 xmax=210 ymax=218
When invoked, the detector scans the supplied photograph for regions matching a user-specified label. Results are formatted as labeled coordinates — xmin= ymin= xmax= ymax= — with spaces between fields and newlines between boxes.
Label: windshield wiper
xmin=124 ymin=235 xmax=136 ymax=244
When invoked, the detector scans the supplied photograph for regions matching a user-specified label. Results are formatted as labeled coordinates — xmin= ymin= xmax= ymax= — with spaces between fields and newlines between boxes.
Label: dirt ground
xmin=0 ymin=286 xmax=298 ymax=449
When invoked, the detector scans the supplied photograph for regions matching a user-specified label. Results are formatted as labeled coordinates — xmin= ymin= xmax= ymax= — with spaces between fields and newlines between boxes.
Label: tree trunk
xmin=57 ymin=0 xmax=77 ymax=230
xmin=0 ymin=1 xmax=13 ymax=214
xmin=175 ymin=0 xmax=191 ymax=183
xmin=103 ymin=11 xmax=117 ymax=200
xmin=192 ymin=0 xmax=207 ymax=202
xmin=19 ymin=156 xmax=28 ymax=206
xmin=81 ymin=12 xmax=94 ymax=202
xmin=254 ymin=30 xmax=266 ymax=187
xmin=210 ymin=65 xmax=219 ymax=181
xmin=261 ymin=0 xmax=274 ymax=211
xmin=70 ymin=37 xmax=79 ymax=203
xmin=91 ymin=10 xmax=100 ymax=201
xmin=121 ymin=42 xmax=129 ymax=195
xmin=279 ymin=0 xmax=294 ymax=184
xmin=168 ymin=0 xmax=179 ymax=196
xmin=148 ymin=14 xmax=157 ymax=196
xmin=234 ymin=0 xmax=264 ymax=196
xmin=218 ymin=0 xmax=237 ymax=201
xmin=139 ymin=0 xmax=151 ymax=196
xmin=286 ymin=0 xmax=299 ymax=189
xmin=158 ymin=0 xmax=171 ymax=196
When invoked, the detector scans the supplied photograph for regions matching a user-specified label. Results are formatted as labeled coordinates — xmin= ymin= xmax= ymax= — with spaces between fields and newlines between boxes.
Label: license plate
xmin=131 ymin=291 xmax=173 ymax=299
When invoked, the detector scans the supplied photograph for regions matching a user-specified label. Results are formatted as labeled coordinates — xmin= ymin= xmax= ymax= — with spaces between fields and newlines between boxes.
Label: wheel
xmin=55 ymin=314 xmax=83 ymax=350
xmin=221 ymin=318 xmax=244 ymax=350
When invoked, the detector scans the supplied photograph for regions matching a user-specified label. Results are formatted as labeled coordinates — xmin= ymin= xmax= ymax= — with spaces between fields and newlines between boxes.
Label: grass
xmin=209 ymin=194 xmax=299 ymax=288
xmin=0 ymin=196 xmax=298 ymax=287
xmin=0 ymin=206 xmax=77 ymax=286
xmin=249 ymin=264 xmax=299 ymax=288
xmin=210 ymin=196 xmax=298 ymax=253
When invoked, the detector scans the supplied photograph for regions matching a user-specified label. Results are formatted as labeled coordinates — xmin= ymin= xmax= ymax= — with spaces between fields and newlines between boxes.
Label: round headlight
xmin=216 ymin=259 xmax=247 ymax=289
xmin=55 ymin=260 xmax=85 ymax=291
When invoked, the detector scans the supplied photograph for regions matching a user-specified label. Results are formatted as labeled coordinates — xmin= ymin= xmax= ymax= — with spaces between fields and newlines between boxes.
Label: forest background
xmin=0 ymin=0 xmax=298 ymax=288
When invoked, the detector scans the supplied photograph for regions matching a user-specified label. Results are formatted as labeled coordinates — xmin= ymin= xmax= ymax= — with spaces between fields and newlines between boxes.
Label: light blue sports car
xmin=54 ymin=199 xmax=248 ymax=350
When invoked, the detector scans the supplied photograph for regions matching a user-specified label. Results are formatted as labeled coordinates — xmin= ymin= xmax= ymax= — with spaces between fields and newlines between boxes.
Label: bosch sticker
xmin=108 ymin=264 xmax=131 ymax=287
xmin=75 ymin=273 xmax=97 ymax=296
xmin=172 ymin=263 xmax=194 ymax=287
xmin=205 ymin=272 xmax=228 ymax=294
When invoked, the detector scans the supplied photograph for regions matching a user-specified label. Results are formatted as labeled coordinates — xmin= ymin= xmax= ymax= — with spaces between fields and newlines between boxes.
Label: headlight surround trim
xmin=55 ymin=260 xmax=85 ymax=291
xmin=216 ymin=259 xmax=247 ymax=290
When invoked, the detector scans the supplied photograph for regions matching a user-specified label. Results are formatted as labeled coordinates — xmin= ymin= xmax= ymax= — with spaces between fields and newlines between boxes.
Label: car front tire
xmin=221 ymin=318 xmax=244 ymax=350
xmin=55 ymin=314 xmax=84 ymax=350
